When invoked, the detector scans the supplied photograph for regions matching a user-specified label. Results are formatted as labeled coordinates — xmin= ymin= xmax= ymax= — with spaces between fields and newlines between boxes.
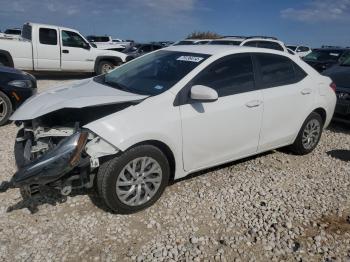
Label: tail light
xmin=330 ymin=82 xmax=336 ymax=92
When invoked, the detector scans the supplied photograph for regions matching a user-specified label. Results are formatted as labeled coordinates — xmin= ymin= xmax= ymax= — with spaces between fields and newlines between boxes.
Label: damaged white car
xmin=0 ymin=45 xmax=336 ymax=213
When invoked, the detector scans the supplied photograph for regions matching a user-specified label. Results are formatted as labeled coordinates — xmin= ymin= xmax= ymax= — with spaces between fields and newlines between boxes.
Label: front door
xmin=60 ymin=30 xmax=94 ymax=72
xmin=180 ymin=54 xmax=263 ymax=172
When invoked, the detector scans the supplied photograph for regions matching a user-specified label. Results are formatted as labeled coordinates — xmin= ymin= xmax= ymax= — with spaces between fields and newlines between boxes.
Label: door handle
xmin=301 ymin=88 xmax=312 ymax=95
xmin=62 ymin=50 xmax=69 ymax=54
xmin=245 ymin=100 xmax=263 ymax=108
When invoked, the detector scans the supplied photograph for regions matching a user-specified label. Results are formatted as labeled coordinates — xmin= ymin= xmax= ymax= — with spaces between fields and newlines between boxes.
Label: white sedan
xmin=3 ymin=45 xmax=336 ymax=213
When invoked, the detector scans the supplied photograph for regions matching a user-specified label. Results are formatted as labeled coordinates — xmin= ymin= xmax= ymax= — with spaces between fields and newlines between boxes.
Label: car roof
xmin=314 ymin=48 xmax=350 ymax=51
xmin=164 ymin=45 xmax=288 ymax=56
xmin=26 ymin=22 xmax=77 ymax=32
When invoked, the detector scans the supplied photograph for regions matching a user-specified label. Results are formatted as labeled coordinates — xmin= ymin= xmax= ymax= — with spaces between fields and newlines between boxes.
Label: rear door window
xmin=39 ymin=28 xmax=57 ymax=45
xmin=255 ymin=53 xmax=306 ymax=88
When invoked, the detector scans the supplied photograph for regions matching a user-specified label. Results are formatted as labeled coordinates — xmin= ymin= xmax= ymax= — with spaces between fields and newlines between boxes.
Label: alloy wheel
xmin=0 ymin=96 xmax=8 ymax=122
xmin=302 ymin=119 xmax=321 ymax=150
xmin=116 ymin=157 xmax=162 ymax=206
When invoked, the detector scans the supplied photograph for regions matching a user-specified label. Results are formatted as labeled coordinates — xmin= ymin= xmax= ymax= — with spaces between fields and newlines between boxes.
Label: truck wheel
xmin=0 ymin=91 xmax=12 ymax=126
xmin=96 ymin=145 xmax=170 ymax=214
xmin=96 ymin=61 xmax=114 ymax=75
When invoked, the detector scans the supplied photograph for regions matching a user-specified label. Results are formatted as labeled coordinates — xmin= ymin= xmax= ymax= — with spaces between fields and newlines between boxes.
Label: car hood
xmin=10 ymin=78 xmax=148 ymax=121
xmin=323 ymin=65 xmax=350 ymax=88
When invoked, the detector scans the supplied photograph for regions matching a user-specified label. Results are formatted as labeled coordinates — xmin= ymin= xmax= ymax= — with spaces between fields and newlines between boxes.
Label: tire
xmin=0 ymin=91 xmax=12 ymax=126
xmin=97 ymin=145 xmax=170 ymax=214
xmin=289 ymin=112 xmax=323 ymax=155
xmin=96 ymin=61 xmax=114 ymax=75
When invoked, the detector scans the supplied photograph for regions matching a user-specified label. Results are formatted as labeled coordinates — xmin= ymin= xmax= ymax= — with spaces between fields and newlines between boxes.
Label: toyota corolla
xmin=0 ymin=45 xmax=336 ymax=213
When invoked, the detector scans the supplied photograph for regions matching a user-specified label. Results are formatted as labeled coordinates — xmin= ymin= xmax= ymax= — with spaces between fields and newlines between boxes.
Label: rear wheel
xmin=289 ymin=112 xmax=323 ymax=155
xmin=97 ymin=145 xmax=170 ymax=214
xmin=0 ymin=91 xmax=12 ymax=126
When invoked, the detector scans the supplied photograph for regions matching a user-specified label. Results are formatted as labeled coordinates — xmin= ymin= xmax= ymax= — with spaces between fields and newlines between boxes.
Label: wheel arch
xmin=312 ymin=107 xmax=327 ymax=125
xmin=94 ymin=56 xmax=123 ymax=73
xmin=0 ymin=50 xmax=14 ymax=67
xmin=128 ymin=140 xmax=176 ymax=184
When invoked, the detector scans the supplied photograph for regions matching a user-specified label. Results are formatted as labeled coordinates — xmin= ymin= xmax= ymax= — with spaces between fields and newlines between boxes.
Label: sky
xmin=0 ymin=0 xmax=350 ymax=47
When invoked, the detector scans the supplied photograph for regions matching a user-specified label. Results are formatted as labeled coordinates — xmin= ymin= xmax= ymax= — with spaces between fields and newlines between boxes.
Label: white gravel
xmin=0 ymin=76 xmax=349 ymax=261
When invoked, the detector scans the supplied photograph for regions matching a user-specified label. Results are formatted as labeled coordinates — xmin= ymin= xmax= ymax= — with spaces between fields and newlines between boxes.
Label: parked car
xmin=0 ymin=28 xmax=22 ymax=39
xmin=286 ymin=45 xmax=312 ymax=57
xmin=210 ymin=36 xmax=289 ymax=53
xmin=123 ymin=43 xmax=163 ymax=59
xmin=303 ymin=48 xmax=350 ymax=73
xmin=2 ymin=45 xmax=336 ymax=213
xmin=0 ymin=23 xmax=129 ymax=75
xmin=86 ymin=35 xmax=131 ymax=52
xmin=0 ymin=66 xmax=36 ymax=125
xmin=173 ymin=39 xmax=212 ymax=45
xmin=323 ymin=54 xmax=350 ymax=123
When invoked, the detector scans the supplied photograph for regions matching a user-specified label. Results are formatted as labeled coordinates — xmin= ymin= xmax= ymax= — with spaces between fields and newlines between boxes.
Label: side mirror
xmin=83 ymin=43 xmax=91 ymax=50
xmin=190 ymin=85 xmax=218 ymax=102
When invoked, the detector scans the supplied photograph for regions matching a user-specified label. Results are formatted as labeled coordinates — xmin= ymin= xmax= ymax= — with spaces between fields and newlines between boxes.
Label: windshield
xmin=287 ymin=46 xmax=297 ymax=51
xmin=210 ymin=40 xmax=241 ymax=46
xmin=340 ymin=53 xmax=350 ymax=66
xmin=304 ymin=50 xmax=343 ymax=62
xmin=103 ymin=50 xmax=210 ymax=96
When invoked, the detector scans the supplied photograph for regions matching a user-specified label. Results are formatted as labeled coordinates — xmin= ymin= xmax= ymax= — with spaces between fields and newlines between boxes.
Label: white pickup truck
xmin=0 ymin=23 xmax=130 ymax=74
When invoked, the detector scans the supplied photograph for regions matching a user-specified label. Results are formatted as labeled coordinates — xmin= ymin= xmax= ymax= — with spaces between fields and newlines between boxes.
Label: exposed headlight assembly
xmin=12 ymin=131 xmax=88 ymax=187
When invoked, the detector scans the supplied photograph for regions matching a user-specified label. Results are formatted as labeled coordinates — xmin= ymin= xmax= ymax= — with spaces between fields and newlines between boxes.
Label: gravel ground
xmin=0 ymin=76 xmax=349 ymax=262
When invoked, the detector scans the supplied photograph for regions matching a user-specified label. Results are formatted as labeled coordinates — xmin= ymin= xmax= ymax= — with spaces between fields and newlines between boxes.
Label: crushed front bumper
xmin=0 ymin=131 xmax=89 ymax=193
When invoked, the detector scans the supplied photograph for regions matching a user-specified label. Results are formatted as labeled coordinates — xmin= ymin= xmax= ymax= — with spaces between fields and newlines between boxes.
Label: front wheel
xmin=0 ymin=91 xmax=12 ymax=126
xmin=97 ymin=145 xmax=170 ymax=214
xmin=289 ymin=112 xmax=323 ymax=155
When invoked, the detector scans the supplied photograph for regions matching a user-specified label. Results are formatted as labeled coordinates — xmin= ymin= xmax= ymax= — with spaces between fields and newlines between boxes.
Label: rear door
xmin=253 ymin=53 xmax=314 ymax=151
xmin=35 ymin=26 xmax=60 ymax=70
xmin=60 ymin=30 xmax=94 ymax=72
xmin=180 ymin=53 xmax=263 ymax=171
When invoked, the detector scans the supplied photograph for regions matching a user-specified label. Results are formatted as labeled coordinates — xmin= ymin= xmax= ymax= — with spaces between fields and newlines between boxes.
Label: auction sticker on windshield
xmin=177 ymin=56 xmax=204 ymax=62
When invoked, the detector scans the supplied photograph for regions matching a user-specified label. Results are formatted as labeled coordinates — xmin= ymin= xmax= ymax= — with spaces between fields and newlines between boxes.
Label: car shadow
xmin=170 ymin=150 xmax=274 ymax=185
xmin=327 ymin=122 xmax=350 ymax=135
xmin=5 ymin=187 xmax=93 ymax=214
xmin=326 ymin=149 xmax=350 ymax=162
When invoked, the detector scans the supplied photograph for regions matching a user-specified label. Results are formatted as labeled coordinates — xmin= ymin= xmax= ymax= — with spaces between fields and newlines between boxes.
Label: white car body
xmin=11 ymin=45 xmax=336 ymax=180
xmin=286 ymin=45 xmax=312 ymax=57
xmin=0 ymin=23 xmax=128 ymax=73
xmin=211 ymin=37 xmax=291 ymax=54
xmin=86 ymin=35 xmax=132 ymax=51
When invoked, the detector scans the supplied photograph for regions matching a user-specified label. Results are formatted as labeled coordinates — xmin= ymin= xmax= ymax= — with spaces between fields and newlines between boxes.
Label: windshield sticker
xmin=330 ymin=53 xmax=340 ymax=57
xmin=177 ymin=56 xmax=204 ymax=63
xmin=154 ymin=85 xmax=164 ymax=90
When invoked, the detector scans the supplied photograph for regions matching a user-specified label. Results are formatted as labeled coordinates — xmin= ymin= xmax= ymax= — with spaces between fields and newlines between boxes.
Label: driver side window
xmin=62 ymin=30 xmax=88 ymax=48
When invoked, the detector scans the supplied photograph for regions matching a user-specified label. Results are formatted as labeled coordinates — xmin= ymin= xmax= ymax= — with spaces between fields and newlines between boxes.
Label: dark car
xmin=323 ymin=54 xmax=350 ymax=124
xmin=303 ymin=48 xmax=350 ymax=72
xmin=0 ymin=66 xmax=37 ymax=125
xmin=123 ymin=43 xmax=163 ymax=59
